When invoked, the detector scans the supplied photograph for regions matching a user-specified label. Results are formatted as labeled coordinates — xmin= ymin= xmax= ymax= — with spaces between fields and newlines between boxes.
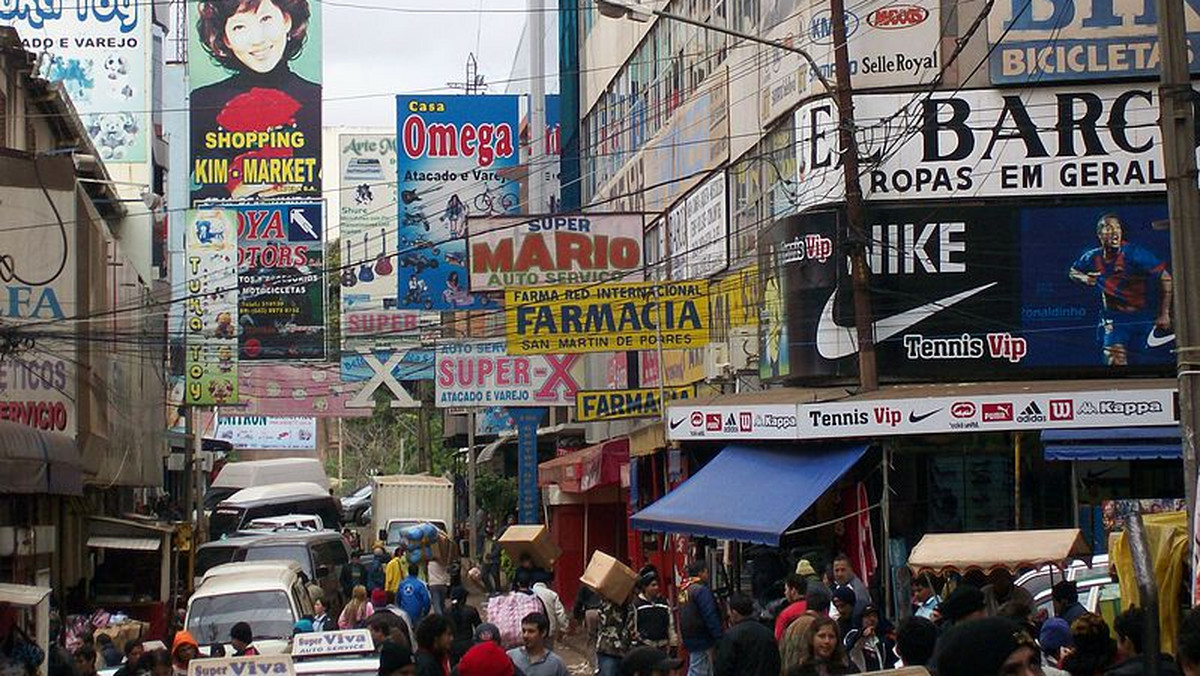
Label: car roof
xmin=223 ymin=482 xmax=330 ymax=504
xmin=240 ymin=530 xmax=343 ymax=546
xmin=195 ymin=561 xmax=304 ymax=592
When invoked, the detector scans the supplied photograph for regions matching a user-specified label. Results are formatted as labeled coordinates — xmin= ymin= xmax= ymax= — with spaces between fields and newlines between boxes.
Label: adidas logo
xmin=1016 ymin=400 xmax=1046 ymax=423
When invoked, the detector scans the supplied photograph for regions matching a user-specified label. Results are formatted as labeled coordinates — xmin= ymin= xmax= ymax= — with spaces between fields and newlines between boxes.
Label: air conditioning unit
xmin=727 ymin=327 xmax=759 ymax=372
xmin=703 ymin=343 xmax=731 ymax=381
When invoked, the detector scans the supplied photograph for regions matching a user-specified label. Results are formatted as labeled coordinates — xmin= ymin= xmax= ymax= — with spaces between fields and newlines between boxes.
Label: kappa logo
xmin=705 ymin=413 xmax=721 ymax=431
xmin=1049 ymin=399 xmax=1074 ymax=421
xmin=1017 ymin=401 xmax=1046 ymax=424
xmin=981 ymin=402 xmax=1013 ymax=422
xmin=1078 ymin=400 xmax=1166 ymax=417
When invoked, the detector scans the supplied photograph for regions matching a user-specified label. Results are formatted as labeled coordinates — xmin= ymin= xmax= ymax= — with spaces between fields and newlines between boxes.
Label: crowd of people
xmin=566 ymin=552 xmax=1200 ymax=676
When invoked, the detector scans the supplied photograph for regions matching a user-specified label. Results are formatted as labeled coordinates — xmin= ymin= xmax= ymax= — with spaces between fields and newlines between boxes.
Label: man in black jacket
xmin=714 ymin=595 xmax=779 ymax=676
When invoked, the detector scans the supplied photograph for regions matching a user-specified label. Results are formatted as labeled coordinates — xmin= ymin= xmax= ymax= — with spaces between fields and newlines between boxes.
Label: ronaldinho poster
xmin=189 ymin=0 xmax=322 ymax=202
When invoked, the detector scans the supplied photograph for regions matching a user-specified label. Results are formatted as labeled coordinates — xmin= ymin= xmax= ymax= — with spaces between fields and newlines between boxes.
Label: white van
xmin=209 ymin=482 xmax=340 ymax=540
xmin=186 ymin=561 xmax=314 ymax=655
xmin=204 ymin=458 xmax=329 ymax=510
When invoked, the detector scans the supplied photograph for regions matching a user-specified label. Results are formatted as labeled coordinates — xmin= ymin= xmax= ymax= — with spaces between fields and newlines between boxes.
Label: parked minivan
xmin=231 ymin=531 xmax=351 ymax=611
xmin=186 ymin=561 xmax=314 ymax=654
xmin=209 ymin=482 xmax=340 ymax=540
xmin=204 ymin=458 xmax=330 ymax=510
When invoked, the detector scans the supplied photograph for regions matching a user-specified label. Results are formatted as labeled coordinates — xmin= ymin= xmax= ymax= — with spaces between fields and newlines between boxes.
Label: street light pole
xmin=596 ymin=0 xmax=877 ymax=391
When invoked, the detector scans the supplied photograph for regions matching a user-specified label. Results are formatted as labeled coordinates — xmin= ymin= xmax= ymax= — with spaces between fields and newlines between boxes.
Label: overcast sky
xmin=323 ymin=0 xmax=530 ymax=127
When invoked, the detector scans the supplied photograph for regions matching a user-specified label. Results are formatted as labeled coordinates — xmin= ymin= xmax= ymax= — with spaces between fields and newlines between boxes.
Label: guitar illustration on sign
xmin=375 ymin=228 xmax=394 ymax=276
xmin=340 ymin=239 xmax=357 ymax=288
xmin=358 ymin=232 xmax=376 ymax=283
xmin=401 ymin=185 xmax=443 ymax=205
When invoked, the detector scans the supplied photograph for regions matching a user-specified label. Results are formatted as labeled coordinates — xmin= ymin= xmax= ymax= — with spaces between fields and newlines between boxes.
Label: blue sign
xmin=1018 ymin=203 xmax=1174 ymax=368
xmin=340 ymin=348 xmax=434 ymax=382
xmin=511 ymin=408 xmax=546 ymax=524
xmin=394 ymin=95 xmax=519 ymax=310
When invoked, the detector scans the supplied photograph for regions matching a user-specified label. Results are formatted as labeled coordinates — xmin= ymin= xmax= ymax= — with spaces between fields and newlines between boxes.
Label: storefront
xmin=539 ymin=438 xmax=630 ymax=607
xmin=86 ymin=516 xmax=174 ymax=639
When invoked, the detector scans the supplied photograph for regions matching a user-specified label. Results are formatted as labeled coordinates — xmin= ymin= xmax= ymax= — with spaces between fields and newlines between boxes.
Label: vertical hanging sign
xmin=511 ymin=408 xmax=546 ymax=524
xmin=185 ymin=209 xmax=239 ymax=404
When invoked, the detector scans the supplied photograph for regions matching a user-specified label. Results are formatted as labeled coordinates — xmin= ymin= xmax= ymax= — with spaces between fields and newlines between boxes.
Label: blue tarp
xmin=629 ymin=443 xmax=868 ymax=546
xmin=1042 ymin=426 xmax=1180 ymax=461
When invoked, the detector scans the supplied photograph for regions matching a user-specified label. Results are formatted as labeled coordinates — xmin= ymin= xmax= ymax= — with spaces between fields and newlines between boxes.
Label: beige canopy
xmin=908 ymin=528 xmax=1090 ymax=575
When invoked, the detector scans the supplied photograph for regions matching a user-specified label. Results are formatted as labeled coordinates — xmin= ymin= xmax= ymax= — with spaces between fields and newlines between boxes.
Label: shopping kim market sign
xmin=434 ymin=340 xmax=581 ymax=407
xmin=987 ymin=0 xmax=1200 ymax=84
xmin=504 ymin=282 xmax=710 ymax=355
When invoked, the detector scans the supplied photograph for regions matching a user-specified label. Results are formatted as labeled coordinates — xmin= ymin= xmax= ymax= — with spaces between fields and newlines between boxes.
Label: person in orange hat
xmin=170 ymin=631 xmax=199 ymax=675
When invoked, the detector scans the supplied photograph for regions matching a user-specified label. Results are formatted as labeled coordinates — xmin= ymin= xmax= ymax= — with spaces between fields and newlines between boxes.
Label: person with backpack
xmin=679 ymin=561 xmax=723 ymax=676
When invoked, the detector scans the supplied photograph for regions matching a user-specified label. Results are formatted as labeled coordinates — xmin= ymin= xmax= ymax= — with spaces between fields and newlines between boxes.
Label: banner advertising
xmin=0 ymin=185 xmax=77 ymax=434
xmin=395 ymin=95 xmax=519 ymax=310
xmin=759 ymin=1 xmax=810 ymax=128
xmin=188 ymin=655 xmax=294 ymax=676
xmin=1 ymin=1 xmax=149 ymax=163
xmin=807 ymin=0 xmax=941 ymax=90
xmin=189 ymin=0 xmax=322 ymax=202
xmin=575 ymin=386 xmax=695 ymax=422
xmin=667 ymin=387 xmax=1179 ymax=440
xmin=504 ymin=282 xmax=711 ymax=355
xmin=435 ymin=340 xmax=582 ymax=408
xmin=236 ymin=364 xmax=368 ymax=418
xmin=233 ymin=203 xmax=325 ymax=360
xmin=184 ymin=209 xmax=239 ymax=405
xmin=468 ymin=214 xmax=644 ymax=290
xmin=682 ymin=172 xmax=729 ymax=279
xmin=988 ymin=0 xmax=1200 ymax=84
xmin=341 ymin=346 xmax=434 ymax=382
xmin=215 ymin=415 xmax=316 ymax=450
xmin=339 ymin=134 xmax=399 ymax=312
xmin=340 ymin=309 xmax=438 ymax=381
xmin=794 ymin=84 xmax=1174 ymax=211
xmin=762 ymin=199 xmax=1175 ymax=382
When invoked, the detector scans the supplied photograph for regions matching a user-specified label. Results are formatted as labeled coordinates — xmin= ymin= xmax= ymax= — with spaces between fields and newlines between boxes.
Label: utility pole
xmin=529 ymin=0 xmax=547 ymax=214
xmin=830 ymin=0 xmax=878 ymax=392
xmin=1157 ymin=0 xmax=1200 ymax=560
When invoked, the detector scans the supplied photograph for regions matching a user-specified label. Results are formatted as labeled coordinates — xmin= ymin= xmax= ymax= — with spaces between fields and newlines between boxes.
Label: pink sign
xmin=235 ymin=365 xmax=369 ymax=418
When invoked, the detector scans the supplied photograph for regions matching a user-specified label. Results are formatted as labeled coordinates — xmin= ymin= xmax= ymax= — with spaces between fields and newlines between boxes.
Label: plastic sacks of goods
xmin=400 ymin=522 xmax=453 ymax=564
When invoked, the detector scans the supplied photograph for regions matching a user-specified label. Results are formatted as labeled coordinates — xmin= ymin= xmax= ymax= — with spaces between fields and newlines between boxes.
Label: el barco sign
xmin=794 ymin=84 xmax=1185 ymax=209
xmin=667 ymin=388 xmax=1178 ymax=440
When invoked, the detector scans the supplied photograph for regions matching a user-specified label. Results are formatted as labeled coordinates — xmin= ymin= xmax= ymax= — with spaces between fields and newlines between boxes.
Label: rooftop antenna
xmin=446 ymin=53 xmax=488 ymax=94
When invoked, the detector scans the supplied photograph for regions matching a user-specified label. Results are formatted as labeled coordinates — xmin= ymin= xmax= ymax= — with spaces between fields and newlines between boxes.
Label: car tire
xmin=356 ymin=508 xmax=370 ymax=526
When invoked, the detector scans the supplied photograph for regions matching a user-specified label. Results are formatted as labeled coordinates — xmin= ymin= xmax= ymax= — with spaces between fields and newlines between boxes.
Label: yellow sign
xmin=505 ymin=282 xmax=710 ymax=355
xmin=710 ymin=265 xmax=761 ymax=333
xmin=575 ymin=386 xmax=695 ymax=422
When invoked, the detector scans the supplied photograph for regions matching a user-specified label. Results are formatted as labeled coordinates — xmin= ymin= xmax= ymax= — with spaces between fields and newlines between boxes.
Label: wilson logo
xmin=867 ymin=4 xmax=928 ymax=29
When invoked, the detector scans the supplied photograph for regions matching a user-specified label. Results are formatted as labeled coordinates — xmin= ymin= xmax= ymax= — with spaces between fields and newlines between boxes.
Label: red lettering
xmin=555 ymin=232 xmax=592 ymax=270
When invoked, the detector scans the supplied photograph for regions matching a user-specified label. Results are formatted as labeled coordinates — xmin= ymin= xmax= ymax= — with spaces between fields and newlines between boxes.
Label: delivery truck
xmin=371 ymin=474 xmax=455 ymax=549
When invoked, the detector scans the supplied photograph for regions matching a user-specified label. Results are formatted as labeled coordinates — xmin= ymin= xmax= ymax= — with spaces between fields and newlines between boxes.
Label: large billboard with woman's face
xmin=189 ymin=0 xmax=322 ymax=203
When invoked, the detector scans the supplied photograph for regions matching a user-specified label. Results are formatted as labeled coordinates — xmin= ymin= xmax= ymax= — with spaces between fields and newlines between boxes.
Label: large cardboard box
xmin=498 ymin=525 xmax=561 ymax=569
xmin=580 ymin=550 xmax=637 ymax=603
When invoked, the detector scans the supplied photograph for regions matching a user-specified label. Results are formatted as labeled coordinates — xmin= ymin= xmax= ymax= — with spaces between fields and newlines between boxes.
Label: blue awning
xmin=1042 ymin=426 xmax=1180 ymax=461
xmin=629 ymin=443 xmax=868 ymax=546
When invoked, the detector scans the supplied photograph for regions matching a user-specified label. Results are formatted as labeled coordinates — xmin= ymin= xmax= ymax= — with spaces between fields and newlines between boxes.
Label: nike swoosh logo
xmin=816 ymin=282 xmax=998 ymax=360
xmin=1147 ymin=330 xmax=1176 ymax=348
xmin=669 ymin=417 xmax=687 ymax=429
xmin=909 ymin=409 xmax=940 ymax=423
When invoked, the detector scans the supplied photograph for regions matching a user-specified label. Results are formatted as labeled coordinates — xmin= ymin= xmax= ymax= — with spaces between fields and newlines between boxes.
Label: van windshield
xmin=209 ymin=509 xmax=244 ymax=539
xmin=203 ymin=488 xmax=238 ymax=511
xmin=187 ymin=590 xmax=293 ymax=643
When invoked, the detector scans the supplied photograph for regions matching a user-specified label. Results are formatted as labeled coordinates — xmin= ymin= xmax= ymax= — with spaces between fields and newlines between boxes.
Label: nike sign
xmin=816 ymin=283 xmax=998 ymax=360
xmin=909 ymin=409 xmax=940 ymax=423
xmin=1147 ymin=330 xmax=1176 ymax=349
xmin=669 ymin=417 xmax=687 ymax=430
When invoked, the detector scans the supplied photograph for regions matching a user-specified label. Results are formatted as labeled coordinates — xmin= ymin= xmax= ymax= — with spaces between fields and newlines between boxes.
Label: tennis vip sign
xmin=794 ymin=84 xmax=1180 ymax=212
xmin=435 ymin=340 xmax=582 ymax=407
xmin=576 ymin=386 xmax=695 ymax=422
xmin=666 ymin=388 xmax=1178 ymax=440
xmin=504 ymin=282 xmax=710 ymax=355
